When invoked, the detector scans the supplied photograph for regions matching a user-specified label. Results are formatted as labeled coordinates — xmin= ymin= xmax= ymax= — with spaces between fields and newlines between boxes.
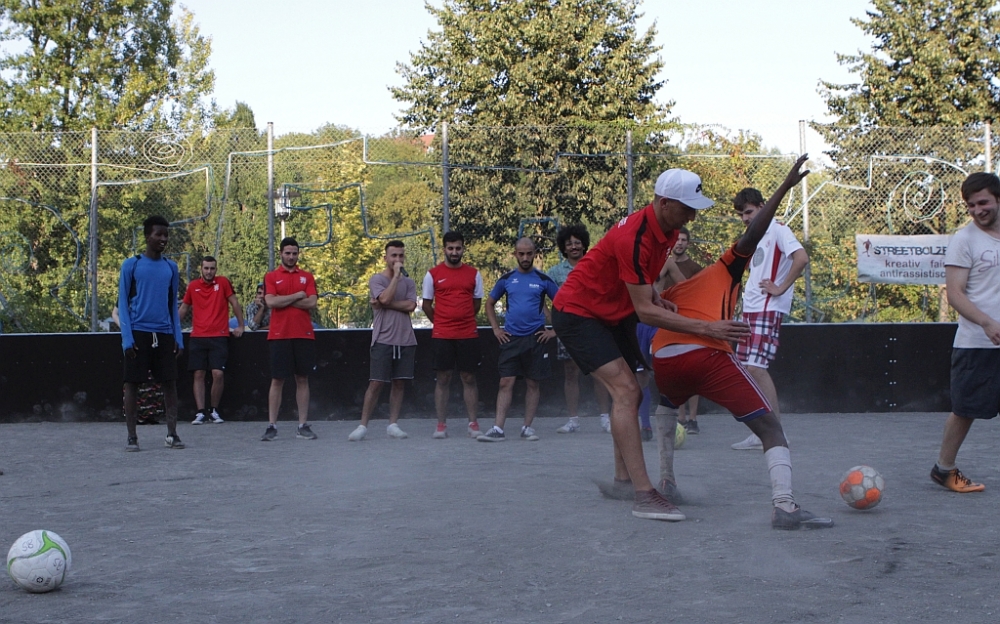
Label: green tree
xmin=392 ymin=0 xmax=672 ymax=278
xmin=0 ymin=0 xmax=215 ymax=131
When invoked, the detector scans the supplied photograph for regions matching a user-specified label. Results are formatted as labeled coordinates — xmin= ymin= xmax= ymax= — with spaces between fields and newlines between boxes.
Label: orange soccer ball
xmin=839 ymin=465 xmax=884 ymax=510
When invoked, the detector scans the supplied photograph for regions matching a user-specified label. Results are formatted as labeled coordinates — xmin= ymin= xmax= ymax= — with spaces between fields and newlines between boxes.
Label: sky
xmin=178 ymin=0 xmax=876 ymax=154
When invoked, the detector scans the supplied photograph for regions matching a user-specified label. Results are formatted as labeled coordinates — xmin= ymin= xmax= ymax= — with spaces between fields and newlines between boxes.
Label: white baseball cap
xmin=654 ymin=169 xmax=715 ymax=210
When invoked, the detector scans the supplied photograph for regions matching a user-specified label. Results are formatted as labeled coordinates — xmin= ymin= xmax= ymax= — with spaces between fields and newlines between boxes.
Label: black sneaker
xmin=477 ymin=427 xmax=506 ymax=442
xmin=192 ymin=411 xmax=207 ymax=425
xmin=164 ymin=434 xmax=185 ymax=449
xmin=296 ymin=424 xmax=317 ymax=440
xmin=261 ymin=425 xmax=277 ymax=441
xmin=772 ymin=505 xmax=834 ymax=530
xmin=684 ymin=420 xmax=700 ymax=435
xmin=126 ymin=436 xmax=140 ymax=452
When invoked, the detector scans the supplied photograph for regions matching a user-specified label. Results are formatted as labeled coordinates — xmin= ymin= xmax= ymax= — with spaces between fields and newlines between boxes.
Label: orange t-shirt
xmin=651 ymin=244 xmax=751 ymax=354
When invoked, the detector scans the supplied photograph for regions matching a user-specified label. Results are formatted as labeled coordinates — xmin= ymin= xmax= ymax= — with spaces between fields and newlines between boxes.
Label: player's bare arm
xmin=485 ymin=295 xmax=510 ymax=344
xmin=421 ymin=298 xmax=435 ymax=323
xmin=760 ymin=248 xmax=809 ymax=296
xmin=736 ymin=154 xmax=810 ymax=257
xmin=473 ymin=297 xmax=482 ymax=315
xmin=626 ymin=282 xmax=749 ymax=341
xmin=266 ymin=291 xmax=305 ymax=309
xmin=946 ymin=265 xmax=1000 ymax=345
xmin=654 ymin=256 xmax=685 ymax=292
xmin=229 ymin=294 xmax=245 ymax=337
xmin=291 ymin=294 xmax=318 ymax=310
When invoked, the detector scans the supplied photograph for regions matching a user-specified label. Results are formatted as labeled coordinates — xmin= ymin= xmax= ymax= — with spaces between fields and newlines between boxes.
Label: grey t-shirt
xmin=370 ymin=273 xmax=417 ymax=347
xmin=945 ymin=223 xmax=1000 ymax=349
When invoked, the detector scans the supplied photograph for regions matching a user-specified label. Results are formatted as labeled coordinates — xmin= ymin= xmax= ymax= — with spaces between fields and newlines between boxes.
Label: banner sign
xmin=855 ymin=234 xmax=950 ymax=285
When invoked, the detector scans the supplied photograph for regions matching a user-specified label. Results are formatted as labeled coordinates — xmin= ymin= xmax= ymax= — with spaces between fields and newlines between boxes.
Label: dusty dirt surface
xmin=2 ymin=413 xmax=999 ymax=623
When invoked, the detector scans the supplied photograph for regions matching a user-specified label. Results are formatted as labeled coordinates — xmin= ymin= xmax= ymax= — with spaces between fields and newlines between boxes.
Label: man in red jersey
xmin=260 ymin=237 xmax=319 ymax=442
xmin=421 ymin=230 xmax=485 ymax=439
xmin=179 ymin=256 xmax=245 ymax=425
xmin=552 ymin=169 xmax=750 ymax=522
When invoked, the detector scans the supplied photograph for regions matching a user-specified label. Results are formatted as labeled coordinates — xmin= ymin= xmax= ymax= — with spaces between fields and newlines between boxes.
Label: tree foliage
xmin=0 ymin=0 xmax=215 ymax=131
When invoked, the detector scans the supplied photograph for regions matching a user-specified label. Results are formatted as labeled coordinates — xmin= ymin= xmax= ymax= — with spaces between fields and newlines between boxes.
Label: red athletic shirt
xmin=424 ymin=263 xmax=482 ymax=339
xmin=183 ymin=276 xmax=235 ymax=338
xmin=265 ymin=265 xmax=318 ymax=340
xmin=553 ymin=204 xmax=677 ymax=324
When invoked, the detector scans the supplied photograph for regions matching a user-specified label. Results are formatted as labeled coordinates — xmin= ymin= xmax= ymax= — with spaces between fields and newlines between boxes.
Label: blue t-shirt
xmin=118 ymin=254 xmax=183 ymax=351
xmin=489 ymin=268 xmax=559 ymax=337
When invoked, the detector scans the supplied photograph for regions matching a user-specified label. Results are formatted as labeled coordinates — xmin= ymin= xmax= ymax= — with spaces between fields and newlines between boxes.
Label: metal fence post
xmin=986 ymin=122 xmax=992 ymax=173
xmin=799 ymin=120 xmax=812 ymax=322
xmin=89 ymin=128 xmax=99 ymax=332
xmin=442 ymin=121 xmax=450 ymax=233
xmin=626 ymin=129 xmax=634 ymax=215
xmin=267 ymin=122 xmax=275 ymax=270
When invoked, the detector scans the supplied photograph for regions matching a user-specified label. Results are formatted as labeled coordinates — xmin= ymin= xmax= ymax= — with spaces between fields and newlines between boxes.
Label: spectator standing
xmin=178 ymin=256 xmax=245 ymax=425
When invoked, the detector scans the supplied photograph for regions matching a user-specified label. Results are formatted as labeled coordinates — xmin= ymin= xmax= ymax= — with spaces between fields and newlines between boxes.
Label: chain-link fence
xmin=0 ymin=122 xmax=991 ymax=333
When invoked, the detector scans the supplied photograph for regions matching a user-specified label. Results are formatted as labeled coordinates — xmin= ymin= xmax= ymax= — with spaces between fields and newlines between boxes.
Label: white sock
xmin=493 ymin=426 xmax=504 ymax=434
xmin=568 ymin=416 xmax=580 ymax=424
xmin=764 ymin=446 xmax=796 ymax=512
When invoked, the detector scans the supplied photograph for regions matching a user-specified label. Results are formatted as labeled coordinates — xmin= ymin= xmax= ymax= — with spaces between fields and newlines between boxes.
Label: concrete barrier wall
xmin=0 ymin=323 xmax=955 ymax=422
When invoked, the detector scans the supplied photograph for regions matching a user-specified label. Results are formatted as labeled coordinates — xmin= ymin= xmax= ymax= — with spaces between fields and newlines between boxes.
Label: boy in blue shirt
xmin=479 ymin=238 xmax=559 ymax=442
xmin=118 ymin=215 xmax=185 ymax=452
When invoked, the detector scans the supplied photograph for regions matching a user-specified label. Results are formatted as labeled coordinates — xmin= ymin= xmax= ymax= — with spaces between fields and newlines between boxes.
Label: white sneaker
xmin=520 ymin=426 xmax=539 ymax=441
xmin=600 ymin=414 xmax=611 ymax=433
xmin=386 ymin=423 xmax=408 ymax=439
xmin=191 ymin=412 xmax=206 ymax=425
xmin=209 ymin=409 xmax=224 ymax=424
xmin=556 ymin=419 xmax=580 ymax=433
xmin=731 ymin=433 xmax=763 ymax=450
xmin=348 ymin=425 xmax=367 ymax=441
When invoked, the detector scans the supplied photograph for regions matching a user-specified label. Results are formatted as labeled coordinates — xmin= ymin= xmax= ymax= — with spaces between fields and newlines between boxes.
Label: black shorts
xmin=187 ymin=337 xmax=229 ymax=372
xmin=552 ymin=309 xmax=646 ymax=376
xmin=370 ymin=343 xmax=417 ymax=382
xmin=269 ymin=339 xmax=317 ymax=379
xmin=432 ymin=338 xmax=481 ymax=373
xmin=123 ymin=331 xmax=179 ymax=384
xmin=951 ymin=348 xmax=1000 ymax=419
xmin=498 ymin=334 xmax=552 ymax=380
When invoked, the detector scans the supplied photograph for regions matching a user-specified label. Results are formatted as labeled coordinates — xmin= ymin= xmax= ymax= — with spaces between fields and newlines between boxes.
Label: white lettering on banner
xmin=856 ymin=234 xmax=951 ymax=285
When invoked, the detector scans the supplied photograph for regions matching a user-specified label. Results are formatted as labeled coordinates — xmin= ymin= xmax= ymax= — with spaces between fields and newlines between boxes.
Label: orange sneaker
xmin=930 ymin=465 xmax=985 ymax=492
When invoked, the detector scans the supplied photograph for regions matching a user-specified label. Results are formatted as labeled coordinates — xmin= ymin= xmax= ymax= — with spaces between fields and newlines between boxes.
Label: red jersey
xmin=423 ymin=263 xmax=483 ymax=339
xmin=183 ymin=276 xmax=235 ymax=338
xmin=265 ymin=265 xmax=318 ymax=340
xmin=651 ymin=244 xmax=751 ymax=354
xmin=553 ymin=204 xmax=677 ymax=324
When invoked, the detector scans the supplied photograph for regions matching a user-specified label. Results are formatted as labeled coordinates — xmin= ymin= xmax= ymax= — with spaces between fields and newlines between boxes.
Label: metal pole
xmin=626 ymin=130 xmax=634 ymax=215
xmin=441 ymin=121 xmax=450 ymax=233
xmin=986 ymin=122 xmax=992 ymax=173
xmin=267 ymin=122 xmax=275 ymax=270
xmin=799 ymin=121 xmax=812 ymax=323
xmin=89 ymin=128 xmax=99 ymax=332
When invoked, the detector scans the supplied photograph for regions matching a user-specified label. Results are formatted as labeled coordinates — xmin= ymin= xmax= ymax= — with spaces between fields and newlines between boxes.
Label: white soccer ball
xmin=7 ymin=530 xmax=72 ymax=593
xmin=839 ymin=465 xmax=885 ymax=510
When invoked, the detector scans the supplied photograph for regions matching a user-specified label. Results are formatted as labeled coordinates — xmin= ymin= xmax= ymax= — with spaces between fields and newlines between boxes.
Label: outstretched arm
xmin=735 ymin=154 xmax=810 ymax=256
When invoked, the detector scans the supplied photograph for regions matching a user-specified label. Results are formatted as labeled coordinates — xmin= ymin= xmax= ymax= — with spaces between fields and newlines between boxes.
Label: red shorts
xmin=653 ymin=347 xmax=771 ymax=421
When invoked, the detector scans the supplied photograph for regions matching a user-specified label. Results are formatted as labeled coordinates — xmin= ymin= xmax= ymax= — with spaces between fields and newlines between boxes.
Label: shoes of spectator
xmin=684 ymin=420 xmax=700 ymax=434
xmin=478 ymin=427 xmax=506 ymax=442
xmin=191 ymin=411 xmax=206 ymax=425
xmin=594 ymin=478 xmax=634 ymax=500
xmin=556 ymin=419 xmax=580 ymax=433
xmin=520 ymin=426 xmax=539 ymax=441
xmin=772 ymin=505 xmax=834 ymax=530
xmin=641 ymin=426 xmax=653 ymax=441
xmin=731 ymin=433 xmax=763 ymax=450
xmin=348 ymin=425 xmax=367 ymax=441
xmin=209 ymin=409 xmax=224 ymax=424
xmin=467 ymin=422 xmax=483 ymax=438
xmin=386 ymin=423 xmax=408 ymax=439
xmin=126 ymin=436 xmax=140 ymax=452
xmin=657 ymin=479 xmax=684 ymax=505
xmin=164 ymin=434 xmax=185 ymax=449
xmin=632 ymin=489 xmax=685 ymax=521
xmin=600 ymin=414 xmax=611 ymax=433
xmin=296 ymin=424 xmax=318 ymax=440
xmin=261 ymin=425 xmax=277 ymax=441
xmin=930 ymin=465 xmax=985 ymax=493
xmin=433 ymin=423 xmax=448 ymax=439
